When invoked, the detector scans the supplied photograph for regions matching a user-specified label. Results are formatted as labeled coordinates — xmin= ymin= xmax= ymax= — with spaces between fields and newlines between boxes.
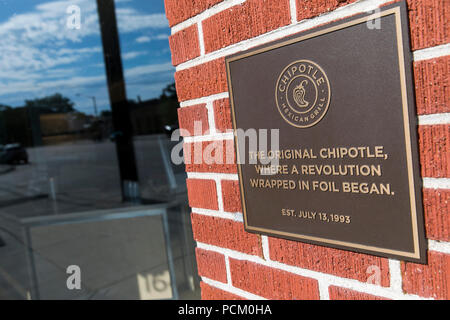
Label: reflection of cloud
xmin=152 ymin=34 xmax=170 ymax=41
xmin=116 ymin=9 xmax=168 ymax=32
xmin=0 ymin=46 xmax=102 ymax=82
xmin=125 ymin=62 xmax=174 ymax=79
xmin=123 ymin=51 xmax=148 ymax=60
xmin=0 ymin=0 xmax=169 ymax=100
xmin=0 ymin=0 xmax=168 ymax=45
xmin=136 ymin=36 xmax=151 ymax=43
xmin=0 ymin=75 xmax=106 ymax=96
xmin=136 ymin=34 xmax=169 ymax=43
xmin=0 ymin=62 xmax=174 ymax=97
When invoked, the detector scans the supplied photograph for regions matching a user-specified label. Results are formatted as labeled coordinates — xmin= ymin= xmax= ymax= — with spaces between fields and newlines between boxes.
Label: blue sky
xmin=0 ymin=0 xmax=175 ymax=115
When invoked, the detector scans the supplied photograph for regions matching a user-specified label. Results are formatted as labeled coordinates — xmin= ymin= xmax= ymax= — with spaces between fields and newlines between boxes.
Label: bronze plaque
xmin=226 ymin=2 xmax=427 ymax=263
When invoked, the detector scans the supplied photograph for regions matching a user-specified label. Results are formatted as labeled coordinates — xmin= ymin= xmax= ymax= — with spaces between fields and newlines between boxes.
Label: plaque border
xmin=225 ymin=3 xmax=427 ymax=263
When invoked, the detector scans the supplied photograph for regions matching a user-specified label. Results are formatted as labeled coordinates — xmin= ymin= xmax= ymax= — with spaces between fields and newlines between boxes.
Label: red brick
xmin=186 ymin=179 xmax=218 ymax=210
xmin=414 ymin=56 xmax=450 ymax=115
xmin=202 ymin=0 xmax=291 ymax=53
xmin=418 ymin=125 xmax=450 ymax=178
xmin=169 ymin=25 xmax=200 ymax=66
xmin=183 ymin=140 xmax=237 ymax=174
xmin=229 ymin=258 xmax=319 ymax=299
xmin=221 ymin=180 xmax=242 ymax=213
xmin=200 ymin=282 xmax=245 ymax=300
xmin=164 ymin=0 xmax=222 ymax=27
xmin=191 ymin=214 xmax=263 ymax=256
xmin=177 ymin=104 xmax=209 ymax=137
xmin=269 ymin=237 xmax=390 ymax=287
xmin=407 ymin=0 xmax=450 ymax=50
xmin=213 ymin=98 xmax=233 ymax=132
xmin=175 ymin=58 xmax=227 ymax=102
xmin=401 ymin=251 xmax=450 ymax=299
xmin=423 ymin=188 xmax=450 ymax=241
xmin=328 ymin=286 xmax=390 ymax=300
xmin=296 ymin=0 xmax=357 ymax=21
xmin=195 ymin=248 xmax=227 ymax=283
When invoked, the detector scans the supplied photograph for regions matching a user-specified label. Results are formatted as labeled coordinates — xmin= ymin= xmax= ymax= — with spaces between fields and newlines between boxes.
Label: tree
xmin=0 ymin=104 xmax=11 ymax=112
xmin=25 ymin=93 xmax=75 ymax=114
xmin=159 ymin=83 xmax=177 ymax=100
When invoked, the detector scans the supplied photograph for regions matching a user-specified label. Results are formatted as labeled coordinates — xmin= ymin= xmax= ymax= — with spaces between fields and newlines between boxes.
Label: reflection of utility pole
xmin=76 ymin=93 xmax=98 ymax=117
xmin=97 ymin=0 xmax=139 ymax=202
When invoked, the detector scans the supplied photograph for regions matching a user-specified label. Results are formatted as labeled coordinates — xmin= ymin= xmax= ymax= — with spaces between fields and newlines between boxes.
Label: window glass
xmin=0 ymin=0 xmax=199 ymax=300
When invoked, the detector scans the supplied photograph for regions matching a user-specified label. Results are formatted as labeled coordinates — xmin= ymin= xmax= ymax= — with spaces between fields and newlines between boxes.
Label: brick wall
xmin=165 ymin=0 xmax=450 ymax=300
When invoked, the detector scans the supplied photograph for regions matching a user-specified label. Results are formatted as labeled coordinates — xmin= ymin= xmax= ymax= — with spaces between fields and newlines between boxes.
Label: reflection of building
xmin=0 ymin=105 xmax=114 ymax=147
xmin=40 ymin=113 xmax=86 ymax=135
xmin=39 ymin=113 xmax=91 ymax=145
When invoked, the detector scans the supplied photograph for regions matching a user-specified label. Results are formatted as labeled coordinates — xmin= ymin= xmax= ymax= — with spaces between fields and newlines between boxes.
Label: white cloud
xmin=135 ymin=34 xmax=169 ymax=44
xmin=0 ymin=61 xmax=173 ymax=98
xmin=0 ymin=0 xmax=171 ymax=102
xmin=122 ymin=51 xmax=147 ymax=60
xmin=116 ymin=9 xmax=168 ymax=32
xmin=125 ymin=62 xmax=174 ymax=79
xmin=136 ymin=36 xmax=151 ymax=43
xmin=0 ymin=74 xmax=106 ymax=96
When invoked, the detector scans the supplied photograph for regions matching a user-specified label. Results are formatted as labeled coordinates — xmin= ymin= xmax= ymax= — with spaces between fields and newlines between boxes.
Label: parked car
xmin=0 ymin=143 xmax=28 ymax=164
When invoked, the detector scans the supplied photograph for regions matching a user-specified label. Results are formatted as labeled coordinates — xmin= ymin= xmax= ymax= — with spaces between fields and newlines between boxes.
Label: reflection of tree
xmin=129 ymin=83 xmax=179 ymax=135
xmin=100 ymin=110 xmax=112 ymax=117
xmin=25 ymin=93 xmax=75 ymax=114
xmin=159 ymin=83 xmax=177 ymax=100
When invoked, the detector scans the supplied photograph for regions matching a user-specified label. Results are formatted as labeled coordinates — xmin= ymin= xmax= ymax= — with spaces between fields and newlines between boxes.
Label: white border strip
xmin=202 ymin=276 xmax=266 ymax=300
xmin=215 ymin=176 xmax=225 ymax=212
xmin=224 ymin=255 xmax=232 ymax=284
xmin=423 ymin=178 xmax=450 ymax=190
xmin=180 ymin=92 xmax=229 ymax=108
xmin=197 ymin=22 xmax=206 ymax=56
xmin=183 ymin=131 xmax=234 ymax=142
xmin=428 ymin=240 xmax=450 ymax=254
xmin=418 ymin=113 xmax=450 ymax=125
xmin=192 ymin=207 xmax=244 ymax=222
xmin=197 ymin=242 xmax=432 ymax=300
xmin=388 ymin=259 xmax=403 ymax=293
xmin=289 ymin=0 xmax=297 ymax=24
xmin=318 ymin=280 xmax=330 ymax=300
xmin=171 ymin=0 xmax=246 ymax=34
xmin=261 ymin=235 xmax=270 ymax=261
xmin=187 ymin=172 xmax=239 ymax=180
xmin=205 ymin=101 xmax=217 ymax=135
xmin=413 ymin=43 xmax=450 ymax=62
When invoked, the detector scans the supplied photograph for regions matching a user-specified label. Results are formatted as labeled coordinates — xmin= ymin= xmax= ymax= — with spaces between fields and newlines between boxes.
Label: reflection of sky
xmin=0 ymin=0 xmax=174 ymax=115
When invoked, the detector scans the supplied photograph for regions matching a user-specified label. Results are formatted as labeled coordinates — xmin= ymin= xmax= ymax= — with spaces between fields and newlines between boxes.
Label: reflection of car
xmin=109 ymin=131 xmax=123 ymax=142
xmin=164 ymin=124 xmax=179 ymax=137
xmin=0 ymin=143 xmax=28 ymax=164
